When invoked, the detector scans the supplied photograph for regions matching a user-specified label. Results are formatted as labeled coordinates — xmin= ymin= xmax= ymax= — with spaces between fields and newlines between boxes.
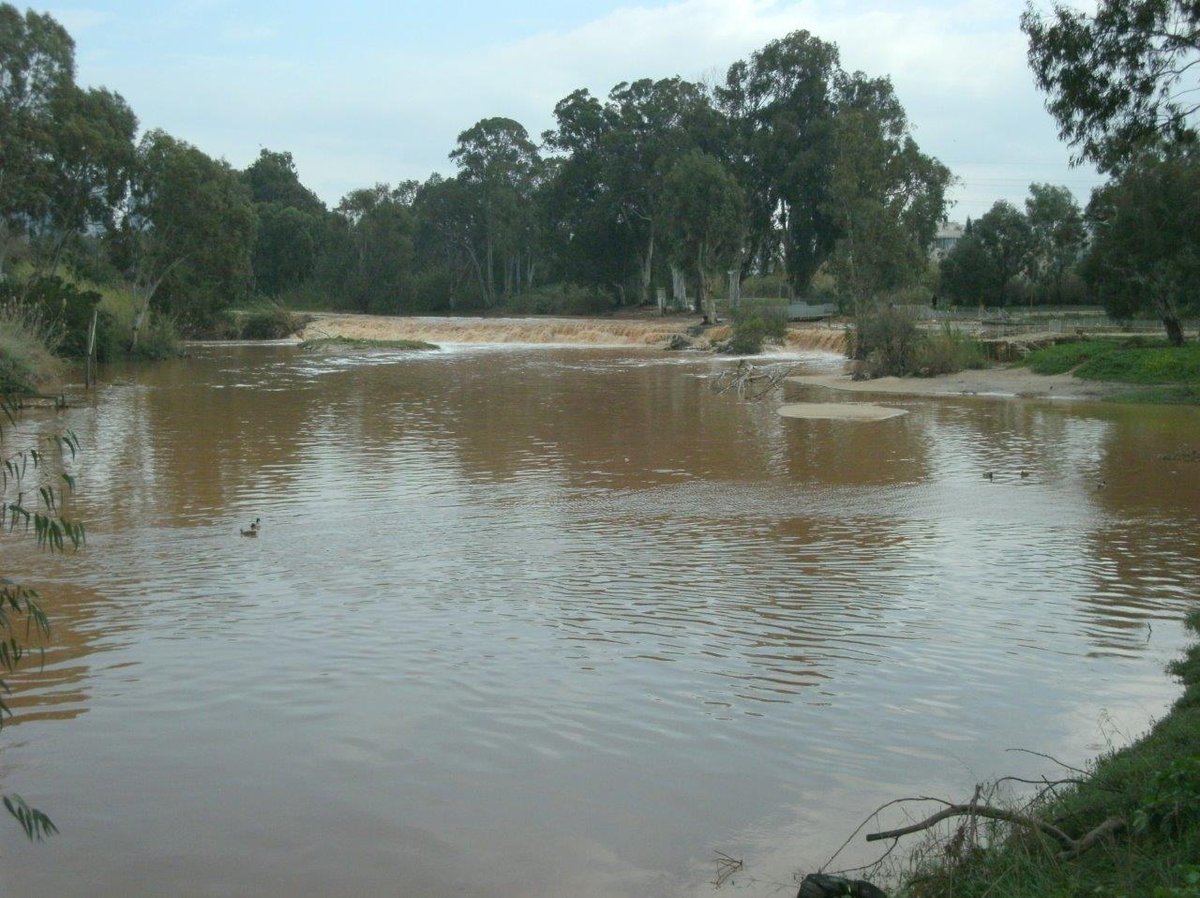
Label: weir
xmin=300 ymin=313 xmax=849 ymax=353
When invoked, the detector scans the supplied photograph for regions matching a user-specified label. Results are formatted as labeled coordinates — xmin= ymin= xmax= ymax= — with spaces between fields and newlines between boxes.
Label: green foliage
xmin=1022 ymin=339 xmax=1200 ymax=388
xmin=911 ymin=325 xmax=987 ymax=376
xmin=847 ymin=304 xmax=922 ymax=376
xmin=1132 ymin=757 xmax=1200 ymax=837
xmin=1083 ymin=151 xmax=1199 ymax=346
xmin=1022 ymin=1 xmax=1200 ymax=173
xmin=662 ymin=150 xmax=747 ymax=319
xmin=1 ymin=395 xmax=84 ymax=841
xmin=502 ymin=283 xmax=614 ymax=316
xmin=727 ymin=300 xmax=787 ymax=354
xmin=228 ymin=303 xmax=310 ymax=341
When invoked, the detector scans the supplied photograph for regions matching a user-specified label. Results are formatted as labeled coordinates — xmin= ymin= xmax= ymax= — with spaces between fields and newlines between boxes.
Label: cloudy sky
xmin=50 ymin=0 xmax=1105 ymax=221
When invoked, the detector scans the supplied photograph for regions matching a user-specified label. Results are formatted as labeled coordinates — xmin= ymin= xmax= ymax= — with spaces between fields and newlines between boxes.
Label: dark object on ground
xmin=664 ymin=334 xmax=692 ymax=351
xmin=797 ymin=872 xmax=888 ymax=898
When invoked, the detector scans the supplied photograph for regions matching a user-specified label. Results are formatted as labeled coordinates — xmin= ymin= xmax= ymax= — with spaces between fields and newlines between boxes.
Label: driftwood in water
xmin=712 ymin=360 xmax=794 ymax=400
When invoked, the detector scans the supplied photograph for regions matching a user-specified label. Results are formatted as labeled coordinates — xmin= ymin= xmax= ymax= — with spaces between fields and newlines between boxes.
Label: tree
xmin=450 ymin=117 xmax=542 ymax=306
xmin=1025 ymin=183 xmax=1086 ymax=305
xmin=1082 ymin=151 xmax=1198 ymax=345
xmin=0 ymin=5 xmax=74 ymax=279
xmin=542 ymin=78 xmax=723 ymax=304
xmin=0 ymin=395 xmax=84 ymax=841
xmin=33 ymin=85 xmax=137 ymax=275
xmin=718 ymin=31 xmax=841 ymax=295
xmin=940 ymin=201 xmax=1035 ymax=306
xmin=324 ymin=184 xmax=415 ymax=314
xmin=242 ymin=149 xmax=325 ymax=216
xmin=1022 ymin=0 xmax=1200 ymax=172
xmin=974 ymin=201 xmax=1036 ymax=305
xmin=661 ymin=150 xmax=746 ymax=321
xmin=825 ymin=73 xmax=951 ymax=310
xmin=253 ymin=202 xmax=321 ymax=297
xmin=116 ymin=130 xmax=256 ymax=341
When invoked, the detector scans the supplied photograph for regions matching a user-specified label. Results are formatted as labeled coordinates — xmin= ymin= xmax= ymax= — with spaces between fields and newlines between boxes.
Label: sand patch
xmin=787 ymin=367 xmax=1121 ymax=400
xmin=778 ymin=402 xmax=908 ymax=421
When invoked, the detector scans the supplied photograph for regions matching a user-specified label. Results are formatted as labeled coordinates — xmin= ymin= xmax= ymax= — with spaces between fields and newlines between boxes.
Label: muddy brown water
xmin=2 ymin=341 xmax=1198 ymax=897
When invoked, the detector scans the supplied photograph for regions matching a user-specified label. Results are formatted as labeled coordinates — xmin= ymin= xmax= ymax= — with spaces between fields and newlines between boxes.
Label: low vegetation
xmin=223 ymin=304 xmax=313 ymax=340
xmin=890 ymin=610 xmax=1200 ymax=898
xmin=725 ymin=300 xmax=788 ymax=354
xmin=1022 ymin=339 xmax=1200 ymax=403
xmin=848 ymin=306 xmax=986 ymax=377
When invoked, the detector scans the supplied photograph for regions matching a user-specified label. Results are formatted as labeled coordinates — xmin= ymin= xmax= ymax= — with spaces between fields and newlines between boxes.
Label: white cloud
xmin=73 ymin=0 xmax=1104 ymax=216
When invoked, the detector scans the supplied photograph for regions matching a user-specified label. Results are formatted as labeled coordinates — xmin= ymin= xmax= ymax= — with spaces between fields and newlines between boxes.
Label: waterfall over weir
xmin=298 ymin=312 xmax=849 ymax=352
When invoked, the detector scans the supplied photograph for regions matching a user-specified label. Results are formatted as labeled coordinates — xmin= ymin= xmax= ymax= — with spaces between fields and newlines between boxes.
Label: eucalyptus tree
xmin=1083 ymin=151 xmax=1198 ymax=345
xmin=450 ymin=117 xmax=542 ymax=306
xmin=33 ymin=85 xmax=137 ymax=276
xmin=241 ymin=149 xmax=327 ymax=297
xmin=411 ymin=173 xmax=485 ymax=310
xmin=1 ymin=6 xmax=135 ymax=282
xmin=825 ymin=72 xmax=951 ymax=310
xmin=717 ymin=31 xmax=841 ymax=295
xmin=325 ymin=183 xmax=415 ymax=314
xmin=115 ymin=130 xmax=256 ymax=343
xmin=1023 ymin=0 xmax=1200 ymax=172
xmin=542 ymin=78 xmax=724 ymax=303
xmin=940 ymin=201 xmax=1035 ymax=306
xmin=1025 ymin=183 xmax=1085 ymax=305
xmin=661 ymin=150 xmax=747 ymax=321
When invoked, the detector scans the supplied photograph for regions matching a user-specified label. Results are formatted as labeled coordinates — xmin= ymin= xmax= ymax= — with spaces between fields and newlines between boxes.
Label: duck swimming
xmin=240 ymin=518 xmax=261 ymax=537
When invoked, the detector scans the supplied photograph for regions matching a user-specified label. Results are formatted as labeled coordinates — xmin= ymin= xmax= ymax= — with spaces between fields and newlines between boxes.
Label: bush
xmin=848 ymin=304 xmax=922 ymax=377
xmin=0 ymin=301 xmax=62 ymax=393
xmin=726 ymin=299 xmax=788 ymax=354
xmin=911 ymin=325 xmax=987 ymax=376
xmin=231 ymin=303 xmax=310 ymax=340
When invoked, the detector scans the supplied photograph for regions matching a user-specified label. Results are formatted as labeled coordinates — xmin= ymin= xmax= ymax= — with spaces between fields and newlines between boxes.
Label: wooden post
xmin=85 ymin=307 xmax=99 ymax=388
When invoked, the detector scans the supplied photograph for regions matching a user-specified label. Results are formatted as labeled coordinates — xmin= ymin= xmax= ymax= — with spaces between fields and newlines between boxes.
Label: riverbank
xmin=889 ymin=610 xmax=1200 ymax=898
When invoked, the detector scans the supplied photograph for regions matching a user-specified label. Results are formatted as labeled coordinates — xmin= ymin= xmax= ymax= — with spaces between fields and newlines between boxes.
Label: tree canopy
xmin=1022 ymin=0 xmax=1200 ymax=172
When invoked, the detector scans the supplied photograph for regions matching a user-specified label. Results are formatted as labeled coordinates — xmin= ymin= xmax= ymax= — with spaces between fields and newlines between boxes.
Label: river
xmin=2 ymin=338 xmax=1197 ymax=897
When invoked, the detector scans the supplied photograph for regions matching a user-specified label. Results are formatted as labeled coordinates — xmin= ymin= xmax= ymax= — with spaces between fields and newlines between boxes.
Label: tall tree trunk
xmin=638 ymin=226 xmax=655 ymax=306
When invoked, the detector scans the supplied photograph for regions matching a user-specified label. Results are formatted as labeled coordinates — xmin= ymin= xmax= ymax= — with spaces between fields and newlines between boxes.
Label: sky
xmin=48 ymin=0 xmax=1107 ymax=223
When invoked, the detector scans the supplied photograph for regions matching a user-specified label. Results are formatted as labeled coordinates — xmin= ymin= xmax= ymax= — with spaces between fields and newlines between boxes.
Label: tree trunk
xmin=638 ymin=227 xmax=655 ymax=306
xmin=1163 ymin=312 xmax=1185 ymax=346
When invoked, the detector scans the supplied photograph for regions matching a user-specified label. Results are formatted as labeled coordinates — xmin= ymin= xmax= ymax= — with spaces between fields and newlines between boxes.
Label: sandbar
xmin=778 ymin=402 xmax=908 ymax=421
xmin=787 ymin=366 xmax=1122 ymax=400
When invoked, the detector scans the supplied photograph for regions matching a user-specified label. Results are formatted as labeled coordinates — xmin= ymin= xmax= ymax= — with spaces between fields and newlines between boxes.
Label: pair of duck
xmin=240 ymin=518 xmax=261 ymax=537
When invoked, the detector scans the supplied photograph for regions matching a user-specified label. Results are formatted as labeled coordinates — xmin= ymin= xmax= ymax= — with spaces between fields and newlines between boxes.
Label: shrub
xmin=847 ymin=304 xmax=922 ymax=377
xmin=727 ymin=299 xmax=788 ymax=354
xmin=233 ymin=303 xmax=310 ymax=340
xmin=911 ymin=325 xmax=987 ymax=376
xmin=0 ymin=302 xmax=62 ymax=393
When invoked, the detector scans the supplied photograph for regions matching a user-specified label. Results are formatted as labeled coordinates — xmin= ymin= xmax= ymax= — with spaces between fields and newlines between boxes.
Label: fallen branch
xmin=866 ymin=802 xmax=1125 ymax=860
xmin=711 ymin=361 xmax=795 ymax=400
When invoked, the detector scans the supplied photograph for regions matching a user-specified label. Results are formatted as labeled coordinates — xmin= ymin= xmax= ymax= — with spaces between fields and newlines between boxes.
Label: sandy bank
xmin=788 ymin=366 xmax=1124 ymax=400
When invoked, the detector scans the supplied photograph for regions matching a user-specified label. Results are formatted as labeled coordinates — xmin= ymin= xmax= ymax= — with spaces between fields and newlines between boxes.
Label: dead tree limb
xmin=866 ymin=803 xmax=1125 ymax=860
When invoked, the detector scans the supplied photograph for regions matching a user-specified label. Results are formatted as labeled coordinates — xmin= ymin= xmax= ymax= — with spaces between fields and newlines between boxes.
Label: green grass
xmin=1021 ymin=339 xmax=1200 ymax=405
xmin=895 ymin=611 xmax=1200 ymax=898
xmin=298 ymin=336 xmax=439 ymax=351
xmin=1022 ymin=339 xmax=1115 ymax=375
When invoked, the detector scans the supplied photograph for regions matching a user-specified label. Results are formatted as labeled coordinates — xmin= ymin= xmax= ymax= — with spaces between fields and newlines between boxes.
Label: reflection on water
xmin=2 ymin=344 xmax=1197 ymax=897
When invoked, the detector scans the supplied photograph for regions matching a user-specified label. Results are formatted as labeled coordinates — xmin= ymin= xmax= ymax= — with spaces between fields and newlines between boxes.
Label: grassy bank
xmin=1022 ymin=339 xmax=1200 ymax=404
xmin=895 ymin=610 xmax=1200 ymax=898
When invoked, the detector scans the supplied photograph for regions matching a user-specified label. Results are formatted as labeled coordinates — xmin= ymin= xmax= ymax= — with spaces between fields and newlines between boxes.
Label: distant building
xmin=931 ymin=222 xmax=964 ymax=261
